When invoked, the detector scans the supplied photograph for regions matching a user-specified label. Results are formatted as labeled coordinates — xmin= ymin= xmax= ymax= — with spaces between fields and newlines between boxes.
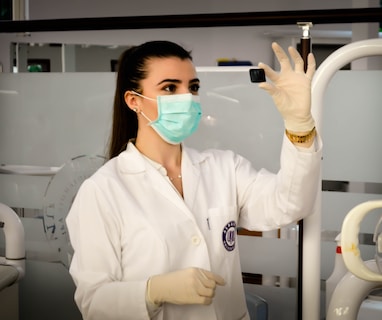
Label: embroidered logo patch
xmin=222 ymin=220 xmax=236 ymax=251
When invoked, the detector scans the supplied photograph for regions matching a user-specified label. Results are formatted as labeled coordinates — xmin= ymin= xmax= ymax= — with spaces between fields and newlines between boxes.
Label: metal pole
xmin=296 ymin=21 xmax=313 ymax=320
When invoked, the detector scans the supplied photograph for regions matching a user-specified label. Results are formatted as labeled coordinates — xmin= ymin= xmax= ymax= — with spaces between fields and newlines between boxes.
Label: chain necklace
xmin=168 ymin=173 xmax=182 ymax=181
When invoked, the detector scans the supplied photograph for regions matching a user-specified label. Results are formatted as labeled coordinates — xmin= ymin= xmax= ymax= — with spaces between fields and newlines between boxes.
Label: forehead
xmin=144 ymin=57 xmax=198 ymax=83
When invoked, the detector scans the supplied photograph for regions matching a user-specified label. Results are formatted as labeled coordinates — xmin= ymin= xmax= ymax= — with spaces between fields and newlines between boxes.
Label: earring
xmin=133 ymin=108 xmax=138 ymax=113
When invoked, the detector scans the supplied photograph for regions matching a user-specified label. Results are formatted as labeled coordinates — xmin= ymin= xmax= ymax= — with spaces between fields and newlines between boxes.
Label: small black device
xmin=249 ymin=68 xmax=266 ymax=83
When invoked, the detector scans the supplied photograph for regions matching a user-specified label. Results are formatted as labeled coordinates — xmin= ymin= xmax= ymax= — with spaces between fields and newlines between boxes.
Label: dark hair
xmin=107 ymin=40 xmax=193 ymax=159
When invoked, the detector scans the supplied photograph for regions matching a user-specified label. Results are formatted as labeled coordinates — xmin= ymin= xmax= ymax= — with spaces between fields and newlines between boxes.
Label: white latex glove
xmin=258 ymin=42 xmax=316 ymax=132
xmin=146 ymin=267 xmax=225 ymax=306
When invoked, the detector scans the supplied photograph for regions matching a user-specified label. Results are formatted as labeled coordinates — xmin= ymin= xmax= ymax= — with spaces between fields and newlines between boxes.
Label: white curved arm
xmin=0 ymin=202 xmax=26 ymax=279
xmin=341 ymin=200 xmax=382 ymax=282
xmin=304 ymin=38 xmax=382 ymax=320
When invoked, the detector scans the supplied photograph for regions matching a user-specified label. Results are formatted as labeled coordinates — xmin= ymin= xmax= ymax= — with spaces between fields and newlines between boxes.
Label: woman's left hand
xmin=258 ymin=42 xmax=316 ymax=133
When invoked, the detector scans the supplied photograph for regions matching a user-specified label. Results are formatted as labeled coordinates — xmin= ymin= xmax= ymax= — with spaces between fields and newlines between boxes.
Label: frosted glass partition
xmin=322 ymin=71 xmax=382 ymax=235
xmin=186 ymin=67 xmax=283 ymax=172
xmin=0 ymin=69 xmax=381 ymax=320
xmin=320 ymin=71 xmax=382 ymax=285
xmin=0 ymin=73 xmax=115 ymax=166
xmin=322 ymin=71 xmax=382 ymax=183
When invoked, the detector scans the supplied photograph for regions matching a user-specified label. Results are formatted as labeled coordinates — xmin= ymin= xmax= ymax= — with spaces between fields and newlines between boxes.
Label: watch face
xmin=43 ymin=155 xmax=105 ymax=267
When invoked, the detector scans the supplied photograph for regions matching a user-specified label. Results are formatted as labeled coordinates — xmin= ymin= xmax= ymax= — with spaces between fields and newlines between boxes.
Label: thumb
xmin=201 ymin=269 xmax=226 ymax=286
xmin=258 ymin=81 xmax=276 ymax=96
xmin=258 ymin=62 xmax=277 ymax=82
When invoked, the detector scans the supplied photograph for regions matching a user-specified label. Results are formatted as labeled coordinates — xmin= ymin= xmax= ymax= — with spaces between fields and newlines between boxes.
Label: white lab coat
xmin=66 ymin=135 xmax=322 ymax=320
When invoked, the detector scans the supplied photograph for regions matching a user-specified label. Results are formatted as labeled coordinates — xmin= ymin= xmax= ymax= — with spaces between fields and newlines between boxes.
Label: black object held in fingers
xmin=249 ymin=68 xmax=266 ymax=83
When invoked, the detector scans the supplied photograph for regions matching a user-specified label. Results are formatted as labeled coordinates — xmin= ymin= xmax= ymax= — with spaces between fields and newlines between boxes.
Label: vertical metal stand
xmin=296 ymin=21 xmax=313 ymax=320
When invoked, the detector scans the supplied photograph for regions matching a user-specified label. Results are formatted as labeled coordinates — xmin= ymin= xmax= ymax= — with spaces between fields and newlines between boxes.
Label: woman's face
xmin=136 ymin=57 xmax=200 ymax=121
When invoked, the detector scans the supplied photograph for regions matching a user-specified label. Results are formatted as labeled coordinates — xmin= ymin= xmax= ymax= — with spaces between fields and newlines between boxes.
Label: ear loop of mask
xmin=130 ymin=91 xmax=156 ymax=123
xmin=131 ymin=91 xmax=156 ymax=101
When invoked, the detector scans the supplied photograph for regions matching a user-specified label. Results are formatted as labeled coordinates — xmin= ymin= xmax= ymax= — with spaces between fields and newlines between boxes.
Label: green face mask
xmin=133 ymin=92 xmax=202 ymax=144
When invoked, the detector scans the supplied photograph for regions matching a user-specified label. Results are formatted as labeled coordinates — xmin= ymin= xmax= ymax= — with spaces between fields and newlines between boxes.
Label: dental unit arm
xmin=326 ymin=200 xmax=382 ymax=320
xmin=306 ymin=38 xmax=382 ymax=320
xmin=341 ymin=200 xmax=382 ymax=282
xmin=0 ymin=202 xmax=26 ymax=279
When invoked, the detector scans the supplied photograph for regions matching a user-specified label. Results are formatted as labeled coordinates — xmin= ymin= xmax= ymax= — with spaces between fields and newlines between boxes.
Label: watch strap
xmin=285 ymin=127 xmax=316 ymax=143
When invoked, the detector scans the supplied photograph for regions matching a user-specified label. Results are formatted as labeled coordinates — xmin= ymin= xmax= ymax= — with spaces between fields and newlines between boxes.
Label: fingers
xmin=306 ymin=52 xmax=316 ymax=80
xmin=151 ymin=268 xmax=225 ymax=306
xmin=258 ymin=62 xmax=277 ymax=83
xmin=197 ymin=269 xmax=216 ymax=291
xmin=271 ymin=42 xmax=291 ymax=71
xmin=194 ymin=269 xmax=225 ymax=304
xmin=201 ymin=269 xmax=226 ymax=286
xmin=288 ymin=46 xmax=304 ymax=73
xmin=257 ymin=81 xmax=276 ymax=95
xmin=268 ymin=42 xmax=315 ymax=77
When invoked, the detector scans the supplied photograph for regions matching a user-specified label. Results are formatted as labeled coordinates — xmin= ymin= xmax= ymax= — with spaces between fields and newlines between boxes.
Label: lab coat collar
xmin=117 ymin=142 xmax=208 ymax=174
xmin=117 ymin=142 xmax=148 ymax=174
xmin=117 ymin=142 xmax=209 ymax=212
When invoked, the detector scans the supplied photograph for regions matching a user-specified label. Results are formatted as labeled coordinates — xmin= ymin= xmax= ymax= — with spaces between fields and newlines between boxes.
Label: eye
xmin=190 ymin=83 xmax=200 ymax=94
xmin=163 ymin=84 xmax=177 ymax=93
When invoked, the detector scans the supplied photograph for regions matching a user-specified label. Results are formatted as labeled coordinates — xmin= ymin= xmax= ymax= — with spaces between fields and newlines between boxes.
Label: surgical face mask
xmin=132 ymin=92 xmax=202 ymax=144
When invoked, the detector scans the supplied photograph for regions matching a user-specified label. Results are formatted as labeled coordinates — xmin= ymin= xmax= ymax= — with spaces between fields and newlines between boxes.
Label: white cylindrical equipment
xmin=326 ymin=233 xmax=348 ymax=313
xmin=326 ymin=200 xmax=382 ymax=319
xmin=0 ymin=202 xmax=26 ymax=279
xmin=326 ymin=259 xmax=382 ymax=320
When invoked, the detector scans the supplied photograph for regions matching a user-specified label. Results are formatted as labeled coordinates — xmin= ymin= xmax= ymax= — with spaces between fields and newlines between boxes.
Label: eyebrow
xmin=156 ymin=78 xmax=200 ymax=85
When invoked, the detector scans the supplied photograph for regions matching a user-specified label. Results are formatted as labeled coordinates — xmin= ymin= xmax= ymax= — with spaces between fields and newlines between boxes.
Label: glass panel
xmin=322 ymin=71 xmax=382 ymax=183
xmin=320 ymin=71 xmax=382 ymax=318
xmin=11 ymin=43 xmax=130 ymax=73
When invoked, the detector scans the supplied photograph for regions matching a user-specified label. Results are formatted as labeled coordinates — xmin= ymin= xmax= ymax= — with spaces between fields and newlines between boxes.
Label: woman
xmin=66 ymin=40 xmax=322 ymax=320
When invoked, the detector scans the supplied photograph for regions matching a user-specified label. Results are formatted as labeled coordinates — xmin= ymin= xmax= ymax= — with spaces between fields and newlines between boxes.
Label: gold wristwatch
xmin=285 ymin=127 xmax=316 ymax=143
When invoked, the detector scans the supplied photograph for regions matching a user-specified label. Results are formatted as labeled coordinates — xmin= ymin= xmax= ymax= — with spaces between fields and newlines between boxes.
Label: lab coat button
xmin=191 ymin=236 xmax=201 ymax=246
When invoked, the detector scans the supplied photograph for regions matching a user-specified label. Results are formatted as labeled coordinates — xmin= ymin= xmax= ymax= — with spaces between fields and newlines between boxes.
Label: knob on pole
xmin=297 ymin=22 xmax=313 ymax=72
